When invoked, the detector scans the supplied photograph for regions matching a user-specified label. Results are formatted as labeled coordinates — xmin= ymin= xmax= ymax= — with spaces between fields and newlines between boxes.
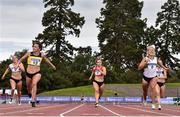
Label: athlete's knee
xmin=95 ymin=89 xmax=100 ymax=94
xmin=11 ymin=88 xmax=15 ymax=91
xmin=32 ymin=83 xmax=37 ymax=88
xmin=18 ymin=91 xmax=22 ymax=94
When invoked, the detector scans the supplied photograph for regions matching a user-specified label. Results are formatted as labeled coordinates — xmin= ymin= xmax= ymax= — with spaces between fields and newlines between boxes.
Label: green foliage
xmin=36 ymin=0 xmax=85 ymax=61
xmin=147 ymin=0 xmax=180 ymax=68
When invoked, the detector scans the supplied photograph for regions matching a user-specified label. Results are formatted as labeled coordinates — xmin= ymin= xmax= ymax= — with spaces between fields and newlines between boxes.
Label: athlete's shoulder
xmin=9 ymin=63 xmax=13 ymax=68
xmin=101 ymin=66 xmax=106 ymax=69
xmin=40 ymin=52 xmax=45 ymax=57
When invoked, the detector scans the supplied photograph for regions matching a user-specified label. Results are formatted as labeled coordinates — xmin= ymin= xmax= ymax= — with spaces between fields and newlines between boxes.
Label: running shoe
xmin=143 ymin=100 xmax=147 ymax=106
xmin=28 ymin=98 xmax=32 ymax=104
xmin=9 ymin=100 xmax=12 ymax=104
xmin=95 ymin=103 xmax=99 ymax=107
xmin=18 ymin=100 xmax=21 ymax=105
xmin=9 ymin=98 xmax=13 ymax=104
xmin=31 ymin=101 xmax=36 ymax=107
xmin=151 ymin=104 xmax=155 ymax=110
xmin=158 ymin=105 xmax=161 ymax=110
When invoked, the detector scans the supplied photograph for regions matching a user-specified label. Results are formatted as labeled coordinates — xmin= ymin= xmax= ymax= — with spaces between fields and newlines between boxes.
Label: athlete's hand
xmin=144 ymin=57 xmax=150 ymax=64
xmin=89 ymin=77 xmax=92 ymax=81
xmin=1 ymin=77 xmax=5 ymax=80
xmin=52 ymin=66 xmax=56 ymax=71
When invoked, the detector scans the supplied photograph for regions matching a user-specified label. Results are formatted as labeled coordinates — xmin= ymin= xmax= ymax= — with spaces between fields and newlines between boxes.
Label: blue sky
xmin=0 ymin=0 xmax=174 ymax=61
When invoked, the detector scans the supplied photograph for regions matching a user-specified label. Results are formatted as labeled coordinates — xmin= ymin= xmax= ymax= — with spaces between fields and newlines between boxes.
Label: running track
xmin=0 ymin=103 xmax=179 ymax=116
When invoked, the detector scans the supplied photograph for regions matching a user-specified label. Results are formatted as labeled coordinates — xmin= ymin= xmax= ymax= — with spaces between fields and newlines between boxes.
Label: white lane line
xmin=99 ymin=105 xmax=122 ymax=116
xmin=132 ymin=105 xmax=180 ymax=113
xmin=59 ymin=104 xmax=84 ymax=117
xmin=115 ymin=105 xmax=175 ymax=116
xmin=2 ymin=104 xmax=66 ymax=115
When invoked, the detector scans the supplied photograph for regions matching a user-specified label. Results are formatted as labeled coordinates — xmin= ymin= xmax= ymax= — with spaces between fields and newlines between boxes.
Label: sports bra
xmin=27 ymin=52 xmax=43 ymax=66
xmin=9 ymin=64 xmax=21 ymax=73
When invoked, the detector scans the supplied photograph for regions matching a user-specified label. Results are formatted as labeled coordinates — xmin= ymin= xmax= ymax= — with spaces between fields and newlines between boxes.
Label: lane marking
xmin=99 ymin=105 xmax=122 ymax=116
xmin=2 ymin=104 xmax=66 ymax=115
xmin=132 ymin=105 xmax=180 ymax=113
xmin=59 ymin=104 xmax=84 ymax=117
xmin=115 ymin=105 xmax=175 ymax=116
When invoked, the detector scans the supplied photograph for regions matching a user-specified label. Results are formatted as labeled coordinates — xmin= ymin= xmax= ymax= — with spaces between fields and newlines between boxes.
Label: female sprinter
xmin=89 ymin=58 xmax=106 ymax=107
xmin=1 ymin=55 xmax=25 ymax=105
xmin=138 ymin=45 xmax=167 ymax=109
xmin=19 ymin=41 xmax=56 ymax=107
xmin=153 ymin=65 xmax=167 ymax=110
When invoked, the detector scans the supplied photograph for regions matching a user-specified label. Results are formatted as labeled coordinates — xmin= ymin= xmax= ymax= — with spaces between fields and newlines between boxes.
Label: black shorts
xmin=26 ymin=71 xmax=41 ymax=79
xmin=93 ymin=80 xmax=104 ymax=87
xmin=143 ymin=75 xmax=155 ymax=83
xmin=157 ymin=82 xmax=165 ymax=87
xmin=10 ymin=77 xmax=22 ymax=84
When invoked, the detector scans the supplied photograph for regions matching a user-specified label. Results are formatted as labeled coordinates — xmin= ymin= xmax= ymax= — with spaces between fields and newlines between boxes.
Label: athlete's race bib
xmin=28 ymin=56 xmax=42 ymax=66
xmin=147 ymin=63 xmax=156 ymax=69
xmin=95 ymin=70 xmax=101 ymax=76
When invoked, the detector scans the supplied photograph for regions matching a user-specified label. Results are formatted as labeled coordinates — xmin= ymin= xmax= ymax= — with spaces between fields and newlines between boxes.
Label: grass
xmin=39 ymin=83 xmax=180 ymax=96
xmin=39 ymin=85 xmax=115 ymax=96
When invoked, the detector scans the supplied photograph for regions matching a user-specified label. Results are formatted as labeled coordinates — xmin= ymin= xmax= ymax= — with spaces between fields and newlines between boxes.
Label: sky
xmin=0 ymin=0 xmax=176 ymax=61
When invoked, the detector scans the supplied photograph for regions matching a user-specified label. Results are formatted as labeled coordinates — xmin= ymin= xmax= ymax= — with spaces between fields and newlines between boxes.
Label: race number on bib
xmin=95 ymin=70 xmax=101 ymax=76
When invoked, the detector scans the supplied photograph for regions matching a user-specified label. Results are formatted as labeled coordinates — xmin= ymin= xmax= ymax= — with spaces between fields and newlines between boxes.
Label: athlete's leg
xmin=9 ymin=79 xmax=16 ymax=103
xmin=150 ymin=78 xmax=158 ymax=109
xmin=31 ymin=74 xmax=41 ymax=107
xmin=99 ymin=83 xmax=105 ymax=99
xmin=142 ymin=79 xmax=149 ymax=102
xmin=155 ymin=84 xmax=160 ymax=104
xmin=93 ymin=82 xmax=100 ymax=105
xmin=26 ymin=77 xmax=32 ymax=98
xmin=160 ymin=85 xmax=166 ymax=98
xmin=16 ymin=81 xmax=22 ymax=105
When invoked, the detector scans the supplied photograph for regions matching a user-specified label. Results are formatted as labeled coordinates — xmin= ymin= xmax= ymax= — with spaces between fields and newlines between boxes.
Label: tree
xmin=36 ymin=0 xmax=85 ymax=61
xmin=96 ymin=0 xmax=146 ymax=71
xmin=155 ymin=0 xmax=180 ymax=68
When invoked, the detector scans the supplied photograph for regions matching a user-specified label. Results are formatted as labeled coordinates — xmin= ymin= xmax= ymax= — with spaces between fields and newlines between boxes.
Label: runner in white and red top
xmin=89 ymin=58 xmax=106 ymax=107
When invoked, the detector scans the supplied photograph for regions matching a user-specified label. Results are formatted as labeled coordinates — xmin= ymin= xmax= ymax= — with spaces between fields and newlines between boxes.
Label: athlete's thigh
xmin=142 ymin=78 xmax=149 ymax=90
xmin=10 ymin=79 xmax=16 ymax=89
xmin=32 ymin=74 xmax=41 ymax=85
xmin=99 ymin=83 xmax=105 ymax=91
xmin=160 ymin=85 xmax=166 ymax=97
xmin=26 ymin=77 xmax=32 ymax=85
xmin=93 ymin=82 xmax=100 ymax=91
xmin=16 ymin=81 xmax=22 ymax=91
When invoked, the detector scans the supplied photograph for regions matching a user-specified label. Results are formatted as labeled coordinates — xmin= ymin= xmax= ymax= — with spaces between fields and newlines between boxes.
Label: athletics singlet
xmin=143 ymin=57 xmax=157 ymax=78
xmin=156 ymin=67 xmax=164 ymax=77
xmin=27 ymin=52 xmax=42 ymax=66
xmin=93 ymin=66 xmax=104 ymax=76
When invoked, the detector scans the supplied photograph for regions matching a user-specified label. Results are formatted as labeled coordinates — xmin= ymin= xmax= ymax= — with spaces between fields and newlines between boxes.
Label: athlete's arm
xmin=19 ymin=52 xmax=30 ymax=63
xmin=138 ymin=57 xmax=148 ymax=70
xmin=89 ymin=72 xmax=94 ymax=80
xmin=1 ymin=67 xmax=10 ymax=80
xmin=42 ymin=53 xmax=56 ymax=70
xmin=19 ymin=63 xmax=25 ymax=72
xmin=157 ymin=59 xmax=168 ymax=70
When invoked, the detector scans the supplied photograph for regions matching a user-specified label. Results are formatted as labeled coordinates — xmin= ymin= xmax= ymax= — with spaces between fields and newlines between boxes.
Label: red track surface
xmin=0 ymin=103 xmax=179 ymax=116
